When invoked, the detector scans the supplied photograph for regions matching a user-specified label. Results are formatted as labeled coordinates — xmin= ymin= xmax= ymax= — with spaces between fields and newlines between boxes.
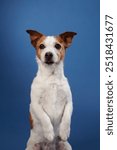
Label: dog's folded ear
xmin=59 ymin=32 xmax=77 ymax=48
xmin=26 ymin=30 xmax=44 ymax=48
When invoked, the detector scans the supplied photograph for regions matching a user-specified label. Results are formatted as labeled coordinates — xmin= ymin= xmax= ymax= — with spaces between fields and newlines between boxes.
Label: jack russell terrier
xmin=25 ymin=30 xmax=77 ymax=150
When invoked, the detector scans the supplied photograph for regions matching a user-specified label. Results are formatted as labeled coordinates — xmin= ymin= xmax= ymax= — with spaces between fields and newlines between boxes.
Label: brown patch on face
xmin=29 ymin=113 xmax=33 ymax=129
xmin=35 ymin=36 xmax=46 ymax=59
xmin=55 ymin=37 xmax=66 ymax=60
xmin=59 ymin=48 xmax=65 ymax=60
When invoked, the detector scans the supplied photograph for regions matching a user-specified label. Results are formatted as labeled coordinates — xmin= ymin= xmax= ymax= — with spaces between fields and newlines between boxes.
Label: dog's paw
xmin=59 ymin=126 xmax=70 ymax=141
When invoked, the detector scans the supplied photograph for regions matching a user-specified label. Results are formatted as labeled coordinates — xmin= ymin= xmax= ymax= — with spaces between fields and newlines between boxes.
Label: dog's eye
xmin=55 ymin=43 xmax=61 ymax=50
xmin=39 ymin=44 xmax=45 ymax=49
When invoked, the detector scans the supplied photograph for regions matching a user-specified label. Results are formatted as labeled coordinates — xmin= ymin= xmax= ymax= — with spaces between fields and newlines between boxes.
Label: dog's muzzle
xmin=45 ymin=52 xmax=54 ymax=65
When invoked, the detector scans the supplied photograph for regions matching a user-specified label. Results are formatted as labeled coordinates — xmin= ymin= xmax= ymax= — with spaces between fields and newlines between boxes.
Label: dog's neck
xmin=36 ymin=58 xmax=65 ymax=80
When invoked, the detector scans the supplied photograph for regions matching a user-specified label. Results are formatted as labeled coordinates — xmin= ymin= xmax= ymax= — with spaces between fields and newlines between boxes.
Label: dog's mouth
xmin=45 ymin=60 xmax=54 ymax=65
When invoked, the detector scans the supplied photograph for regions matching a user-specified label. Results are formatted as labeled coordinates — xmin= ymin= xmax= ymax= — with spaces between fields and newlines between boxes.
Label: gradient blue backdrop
xmin=0 ymin=0 xmax=100 ymax=150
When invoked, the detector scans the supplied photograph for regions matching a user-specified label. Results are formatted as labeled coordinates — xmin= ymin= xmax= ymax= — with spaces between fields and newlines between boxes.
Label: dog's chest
xmin=32 ymin=77 xmax=70 ymax=123
xmin=40 ymin=83 xmax=68 ymax=121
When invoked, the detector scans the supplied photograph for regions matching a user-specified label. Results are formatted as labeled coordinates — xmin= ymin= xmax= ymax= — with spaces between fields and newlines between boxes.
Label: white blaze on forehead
xmin=43 ymin=36 xmax=57 ymax=46
xmin=40 ymin=36 xmax=60 ymax=63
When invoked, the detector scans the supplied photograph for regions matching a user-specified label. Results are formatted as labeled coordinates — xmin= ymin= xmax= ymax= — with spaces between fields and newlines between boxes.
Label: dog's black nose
xmin=45 ymin=52 xmax=53 ymax=60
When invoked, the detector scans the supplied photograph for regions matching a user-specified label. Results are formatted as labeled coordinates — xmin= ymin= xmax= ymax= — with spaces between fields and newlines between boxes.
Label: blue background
xmin=0 ymin=0 xmax=100 ymax=150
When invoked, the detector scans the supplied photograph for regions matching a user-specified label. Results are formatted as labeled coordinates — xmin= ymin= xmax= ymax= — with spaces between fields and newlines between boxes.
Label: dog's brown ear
xmin=59 ymin=32 xmax=77 ymax=48
xmin=26 ymin=30 xmax=44 ymax=48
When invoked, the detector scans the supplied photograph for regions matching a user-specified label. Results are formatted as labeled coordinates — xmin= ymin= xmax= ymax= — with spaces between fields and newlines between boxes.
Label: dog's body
xmin=25 ymin=30 xmax=76 ymax=150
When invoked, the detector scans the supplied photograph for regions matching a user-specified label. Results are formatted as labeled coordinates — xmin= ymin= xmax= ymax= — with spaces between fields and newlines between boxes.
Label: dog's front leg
xmin=31 ymin=102 xmax=54 ymax=142
xmin=59 ymin=100 xmax=73 ymax=141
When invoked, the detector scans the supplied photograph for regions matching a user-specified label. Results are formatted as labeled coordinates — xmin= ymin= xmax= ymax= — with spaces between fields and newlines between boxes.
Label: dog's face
xmin=26 ymin=30 xmax=77 ymax=65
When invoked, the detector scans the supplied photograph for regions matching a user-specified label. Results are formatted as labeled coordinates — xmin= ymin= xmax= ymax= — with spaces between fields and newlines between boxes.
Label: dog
xmin=25 ymin=30 xmax=77 ymax=150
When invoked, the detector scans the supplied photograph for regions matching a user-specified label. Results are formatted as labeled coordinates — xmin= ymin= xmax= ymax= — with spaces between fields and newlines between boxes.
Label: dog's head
xmin=26 ymin=30 xmax=77 ymax=65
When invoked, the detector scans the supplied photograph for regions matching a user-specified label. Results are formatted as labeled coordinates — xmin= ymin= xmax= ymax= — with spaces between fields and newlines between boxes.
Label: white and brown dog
xmin=26 ymin=30 xmax=77 ymax=150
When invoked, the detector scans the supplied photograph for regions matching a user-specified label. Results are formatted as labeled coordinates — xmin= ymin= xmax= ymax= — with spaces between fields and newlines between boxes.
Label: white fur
xmin=40 ymin=36 xmax=61 ymax=64
xmin=26 ymin=36 xmax=73 ymax=150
